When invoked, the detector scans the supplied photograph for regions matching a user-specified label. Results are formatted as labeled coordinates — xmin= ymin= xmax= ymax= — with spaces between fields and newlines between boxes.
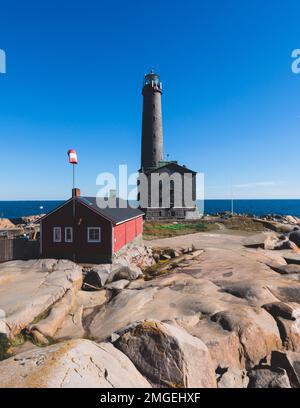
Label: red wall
xmin=113 ymin=216 xmax=143 ymax=253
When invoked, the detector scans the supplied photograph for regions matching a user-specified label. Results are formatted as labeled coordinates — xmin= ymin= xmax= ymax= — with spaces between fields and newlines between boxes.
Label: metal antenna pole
xmin=230 ymin=182 xmax=234 ymax=216
xmin=73 ymin=164 xmax=75 ymax=189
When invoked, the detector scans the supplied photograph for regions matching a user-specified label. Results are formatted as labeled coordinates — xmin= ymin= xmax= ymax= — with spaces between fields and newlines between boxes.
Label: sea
xmin=0 ymin=199 xmax=300 ymax=219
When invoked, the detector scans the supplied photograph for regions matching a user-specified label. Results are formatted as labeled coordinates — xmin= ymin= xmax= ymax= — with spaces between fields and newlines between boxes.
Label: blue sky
xmin=1 ymin=0 xmax=300 ymax=200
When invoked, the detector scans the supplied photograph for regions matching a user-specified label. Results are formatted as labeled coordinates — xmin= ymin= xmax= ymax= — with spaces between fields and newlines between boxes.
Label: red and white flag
xmin=68 ymin=149 xmax=78 ymax=164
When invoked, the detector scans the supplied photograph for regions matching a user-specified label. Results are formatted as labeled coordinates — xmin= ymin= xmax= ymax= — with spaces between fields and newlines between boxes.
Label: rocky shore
xmin=1 ymin=222 xmax=300 ymax=388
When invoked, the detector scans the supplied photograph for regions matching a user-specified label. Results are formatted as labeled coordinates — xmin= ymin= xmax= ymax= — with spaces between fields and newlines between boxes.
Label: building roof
xmin=78 ymin=197 xmax=144 ymax=224
xmin=141 ymin=161 xmax=197 ymax=175
xmin=38 ymin=197 xmax=144 ymax=225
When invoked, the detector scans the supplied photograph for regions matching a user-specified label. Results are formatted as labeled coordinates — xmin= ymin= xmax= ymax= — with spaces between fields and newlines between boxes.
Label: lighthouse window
xmin=153 ymin=116 xmax=156 ymax=122
xmin=153 ymin=104 xmax=155 ymax=108
xmin=153 ymin=134 xmax=156 ymax=139
xmin=170 ymin=180 xmax=175 ymax=206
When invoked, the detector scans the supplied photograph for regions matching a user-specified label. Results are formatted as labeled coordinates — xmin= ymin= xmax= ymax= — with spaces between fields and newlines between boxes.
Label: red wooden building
xmin=40 ymin=189 xmax=144 ymax=263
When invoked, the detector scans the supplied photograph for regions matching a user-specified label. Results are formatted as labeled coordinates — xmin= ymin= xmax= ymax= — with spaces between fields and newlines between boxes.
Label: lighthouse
xmin=138 ymin=70 xmax=201 ymax=220
xmin=141 ymin=70 xmax=163 ymax=170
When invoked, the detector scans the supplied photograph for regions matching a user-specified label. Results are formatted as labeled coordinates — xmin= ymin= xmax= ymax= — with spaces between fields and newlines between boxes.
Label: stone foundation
xmin=113 ymin=235 xmax=144 ymax=261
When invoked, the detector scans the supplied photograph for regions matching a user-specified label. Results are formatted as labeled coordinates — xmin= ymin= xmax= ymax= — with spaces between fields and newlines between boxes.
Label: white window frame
xmin=87 ymin=227 xmax=101 ymax=243
xmin=53 ymin=227 xmax=61 ymax=243
xmin=65 ymin=227 xmax=73 ymax=243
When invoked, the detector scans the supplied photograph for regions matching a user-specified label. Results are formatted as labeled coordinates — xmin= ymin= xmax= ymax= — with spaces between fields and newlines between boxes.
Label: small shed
xmin=40 ymin=189 xmax=144 ymax=263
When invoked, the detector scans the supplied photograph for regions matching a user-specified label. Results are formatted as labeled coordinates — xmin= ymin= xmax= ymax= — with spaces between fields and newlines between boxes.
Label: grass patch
xmin=143 ymin=217 xmax=268 ymax=240
xmin=31 ymin=308 xmax=51 ymax=325
xmin=10 ymin=333 xmax=26 ymax=347
xmin=154 ymin=223 xmax=206 ymax=231
xmin=143 ymin=221 xmax=218 ymax=239
xmin=25 ymin=331 xmax=57 ymax=347
xmin=223 ymin=217 xmax=267 ymax=232
xmin=143 ymin=258 xmax=176 ymax=280
xmin=0 ymin=333 xmax=13 ymax=361
xmin=36 ymin=335 xmax=57 ymax=347
xmin=11 ymin=330 xmax=55 ymax=349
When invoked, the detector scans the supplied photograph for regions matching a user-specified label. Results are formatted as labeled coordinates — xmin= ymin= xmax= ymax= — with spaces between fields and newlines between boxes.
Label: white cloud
xmin=233 ymin=181 xmax=277 ymax=189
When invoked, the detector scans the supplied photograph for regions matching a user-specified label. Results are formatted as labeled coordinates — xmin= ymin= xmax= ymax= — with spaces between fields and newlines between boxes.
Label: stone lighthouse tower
xmin=138 ymin=70 xmax=201 ymax=220
xmin=141 ymin=70 xmax=163 ymax=170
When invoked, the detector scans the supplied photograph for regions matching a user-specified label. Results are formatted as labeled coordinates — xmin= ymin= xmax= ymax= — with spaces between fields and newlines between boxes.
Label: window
xmin=87 ymin=227 xmax=101 ymax=243
xmin=65 ymin=227 xmax=73 ymax=243
xmin=53 ymin=227 xmax=61 ymax=242
xmin=170 ymin=180 xmax=175 ymax=207
xmin=159 ymin=180 xmax=162 ymax=207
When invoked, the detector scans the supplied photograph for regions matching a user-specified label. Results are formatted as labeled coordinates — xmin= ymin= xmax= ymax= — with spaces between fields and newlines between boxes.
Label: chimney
xmin=72 ymin=188 xmax=81 ymax=198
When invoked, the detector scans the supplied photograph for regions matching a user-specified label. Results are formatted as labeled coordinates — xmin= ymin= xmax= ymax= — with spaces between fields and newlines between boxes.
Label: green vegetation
xmin=154 ymin=223 xmax=206 ymax=231
xmin=223 ymin=217 xmax=266 ymax=232
xmin=143 ymin=221 xmax=217 ymax=239
xmin=32 ymin=334 xmax=56 ymax=347
xmin=10 ymin=333 xmax=26 ymax=347
xmin=143 ymin=217 xmax=267 ymax=239
xmin=143 ymin=259 xmax=173 ymax=280
xmin=0 ymin=333 xmax=13 ymax=361
xmin=31 ymin=308 xmax=51 ymax=325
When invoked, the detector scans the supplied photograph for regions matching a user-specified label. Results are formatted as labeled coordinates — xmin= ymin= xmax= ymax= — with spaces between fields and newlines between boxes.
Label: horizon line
xmin=1 ymin=197 xmax=300 ymax=202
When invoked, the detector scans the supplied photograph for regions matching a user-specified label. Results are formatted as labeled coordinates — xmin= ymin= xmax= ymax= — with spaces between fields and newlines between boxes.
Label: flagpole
xmin=68 ymin=149 xmax=78 ymax=262
xmin=73 ymin=164 xmax=75 ymax=262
